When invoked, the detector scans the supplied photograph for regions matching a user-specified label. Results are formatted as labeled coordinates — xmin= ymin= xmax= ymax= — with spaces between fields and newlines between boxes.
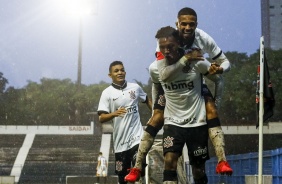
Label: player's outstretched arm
xmin=156 ymin=56 xmax=187 ymax=82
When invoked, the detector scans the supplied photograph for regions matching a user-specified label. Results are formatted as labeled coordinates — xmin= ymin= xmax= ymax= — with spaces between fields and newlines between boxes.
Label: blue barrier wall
xmin=205 ymin=147 xmax=282 ymax=184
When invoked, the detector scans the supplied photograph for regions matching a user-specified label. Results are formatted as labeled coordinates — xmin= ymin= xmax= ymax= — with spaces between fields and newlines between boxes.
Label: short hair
xmin=155 ymin=26 xmax=180 ymax=40
xmin=109 ymin=61 xmax=123 ymax=72
xmin=99 ymin=152 xmax=103 ymax=155
xmin=177 ymin=7 xmax=197 ymax=18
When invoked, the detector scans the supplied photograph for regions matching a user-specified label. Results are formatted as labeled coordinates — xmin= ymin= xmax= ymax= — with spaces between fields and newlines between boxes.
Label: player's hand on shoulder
xmin=184 ymin=48 xmax=204 ymax=63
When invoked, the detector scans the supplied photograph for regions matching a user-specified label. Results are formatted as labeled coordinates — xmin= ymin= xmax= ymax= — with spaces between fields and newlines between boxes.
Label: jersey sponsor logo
xmin=167 ymin=117 xmax=197 ymax=124
xmin=115 ymin=161 xmax=123 ymax=172
xmin=129 ymin=90 xmax=136 ymax=100
xmin=164 ymin=80 xmax=194 ymax=91
xmin=163 ymin=136 xmax=174 ymax=148
xmin=126 ymin=105 xmax=137 ymax=114
xmin=193 ymin=146 xmax=208 ymax=157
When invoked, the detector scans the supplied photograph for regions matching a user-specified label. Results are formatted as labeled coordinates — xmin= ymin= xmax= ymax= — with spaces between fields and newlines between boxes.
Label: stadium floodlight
xmin=58 ymin=0 xmax=96 ymax=18
xmin=57 ymin=0 xmax=97 ymax=124
xmin=57 ymin=0 xmax=97 ymax=89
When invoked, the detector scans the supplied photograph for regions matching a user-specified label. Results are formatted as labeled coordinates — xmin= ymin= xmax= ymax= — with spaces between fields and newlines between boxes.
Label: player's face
xmin=108 ymin=64 xmax=126 ymax=85
xmin=176 ymin=15 xmax=197 ymax=41
xmin=158 ymin=36 xmax=180 ymax=64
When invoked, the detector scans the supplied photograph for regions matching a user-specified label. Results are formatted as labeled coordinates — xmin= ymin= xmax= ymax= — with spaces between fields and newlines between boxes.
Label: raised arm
xmin=157 ymin=56 xmax=187 ymax=82
xmin=157 ymin=49 xmax=204 ymax=82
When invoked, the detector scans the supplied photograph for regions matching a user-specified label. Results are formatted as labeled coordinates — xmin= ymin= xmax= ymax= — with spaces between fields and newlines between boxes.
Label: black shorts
xmin=163 ymin=124 xmax=210 ymax=165
xmin=115 ymin=144 xmax=139 ymax=175
xmin=202 ymin=83 xmax=213 ymax=99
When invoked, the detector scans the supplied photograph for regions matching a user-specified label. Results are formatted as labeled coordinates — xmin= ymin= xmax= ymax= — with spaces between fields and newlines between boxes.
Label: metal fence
xmin=203 ymin=147 xmax=282 ymax=184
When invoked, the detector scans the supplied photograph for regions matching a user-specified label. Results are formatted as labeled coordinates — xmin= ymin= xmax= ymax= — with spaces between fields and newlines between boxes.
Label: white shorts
xmin=96 ymin=166 xmax=107 ymax=176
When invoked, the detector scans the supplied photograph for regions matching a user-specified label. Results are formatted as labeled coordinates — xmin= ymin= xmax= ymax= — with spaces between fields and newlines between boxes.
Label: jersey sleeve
xmin=198 ymin=29 xmax=231 ymax=73
xmin=137 ymin=85 xmax=147 ymax=103
xmin=156 ymin=56 xmax=187 ymax=82
xmin=149 ymin=61 xmax=160 ymax=84
xmin=214 ymin=52 xmax=231 ymax=73
xmin=194 ymin=59 xmax=211 ymax=75
xmin=97 ymin=90 xmax=110 ymax=115
xmin=152 ymin=83 xmax=165 ymax=110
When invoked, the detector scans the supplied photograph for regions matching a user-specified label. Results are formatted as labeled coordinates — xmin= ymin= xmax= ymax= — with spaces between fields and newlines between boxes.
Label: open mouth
xmin=183 ymin=32 xmax=192 ymax=36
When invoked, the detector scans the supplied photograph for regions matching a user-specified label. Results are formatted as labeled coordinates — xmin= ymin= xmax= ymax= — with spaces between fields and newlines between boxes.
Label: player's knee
xmin=205 ymin=103 xmax=218 ymax=120
xmin=164 ymin=152 xmax=179 ymax=170
xmin=147 ymin=109 xmax=164 ymax=129
xmin=207 ymin=118 xmax=221 ymax=128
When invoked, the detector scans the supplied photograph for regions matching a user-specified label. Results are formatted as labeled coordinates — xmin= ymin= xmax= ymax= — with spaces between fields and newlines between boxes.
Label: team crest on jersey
xmin=163 ymin=136 xmax=174 ymax=148
xmin=182 ymin=63 xmax=192 ymax=73
xmin=115 ymin=161 xmax=123 ymax=171
xmin=158 ymin=95 xmax=166 ymax=106
xmin=129 ymin=90 xmax=136 ymax=99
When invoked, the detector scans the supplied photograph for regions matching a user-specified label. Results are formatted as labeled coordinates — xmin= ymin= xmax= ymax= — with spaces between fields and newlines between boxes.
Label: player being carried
xmin=125 ymin=7 xmax=233 ymax=183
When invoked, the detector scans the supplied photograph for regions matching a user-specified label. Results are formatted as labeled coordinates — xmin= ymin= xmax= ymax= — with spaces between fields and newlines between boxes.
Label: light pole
xmin=77 ymin=17 xmax=82 ymax=91
xmin=61 ymin=0 xmax=97 ymax=124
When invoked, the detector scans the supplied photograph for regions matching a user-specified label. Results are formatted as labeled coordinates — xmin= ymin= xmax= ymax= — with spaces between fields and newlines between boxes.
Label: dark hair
xmin=155 ymin=26 xmax=180 ymax=40
xmin=177 ymin=7 xmax=197 ymax=18
xmin=109 ymin=61 xmax=123 ymax=72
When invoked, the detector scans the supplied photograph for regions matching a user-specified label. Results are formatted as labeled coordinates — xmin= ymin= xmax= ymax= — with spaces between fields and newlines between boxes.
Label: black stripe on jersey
xmin=142 ymin=96 xmax=149 ymax=103
xmin=97 ymin=111 xmax=109 ymax=116
xmin=212 ymin=50 xmax=222 ymax=60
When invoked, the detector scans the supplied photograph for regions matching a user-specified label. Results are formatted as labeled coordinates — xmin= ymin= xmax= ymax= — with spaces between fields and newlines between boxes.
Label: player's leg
xmin=115 ymin=151 xmax=131 ymax=184
xmin=163 ymin=152 xmax=179 ymax=184
xmin=163 ymin=125 xmax=183 ymax=184
xmin=125 ymin=83 xmax=165 ymax=182
xmin=191 ymin=164 xmax=208 ymax=184
xmin=187 ymin=125 xmax=209 ymax=184
xmin=101 ymin=166 xmax=107 ymax=177
xmin=203 ymin=84 xmax=233 ymax=175
xmin=124 ymin=109 xmax=164 ymax=182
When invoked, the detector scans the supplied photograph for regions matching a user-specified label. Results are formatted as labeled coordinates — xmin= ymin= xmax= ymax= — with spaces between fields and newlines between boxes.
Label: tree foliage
xmin=0 ymin=49 xmax=281 ymax=125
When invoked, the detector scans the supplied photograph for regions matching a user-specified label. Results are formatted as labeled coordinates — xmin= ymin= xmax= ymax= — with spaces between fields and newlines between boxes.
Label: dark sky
xmin=0 ymin=0 xmax=261 ymax=88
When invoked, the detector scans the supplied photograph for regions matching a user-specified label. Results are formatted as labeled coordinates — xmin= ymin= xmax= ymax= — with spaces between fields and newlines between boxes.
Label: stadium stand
xmin=0 ymin=135 xmax=25 ymax=176
xmin=18 ymin=135 xmax=103 ymax=184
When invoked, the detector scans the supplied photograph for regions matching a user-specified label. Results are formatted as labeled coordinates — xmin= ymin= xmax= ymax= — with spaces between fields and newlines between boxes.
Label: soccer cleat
xmin=216 ymin=161 xmax=233 ymax=175
xmin=124 ymin=168 xmax=141 ymax=182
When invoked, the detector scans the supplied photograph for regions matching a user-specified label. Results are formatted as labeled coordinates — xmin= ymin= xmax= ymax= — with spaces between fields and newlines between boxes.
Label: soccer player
xmin=155 ymin=26 xmax=215 ymax=183
xmin=97 ymin=61 xmax=152 ymax=184
xmin=96 ymin=152 xmax=107 ymax=177
xmin=164 ymin=7 xmax=232 ymax=175
xmin=125 ymin=7 xmax=232 ymax=182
